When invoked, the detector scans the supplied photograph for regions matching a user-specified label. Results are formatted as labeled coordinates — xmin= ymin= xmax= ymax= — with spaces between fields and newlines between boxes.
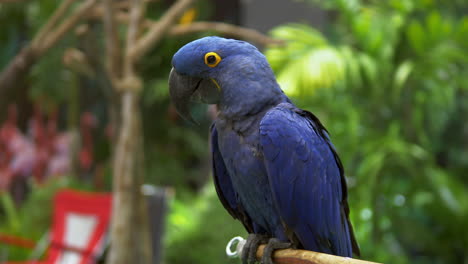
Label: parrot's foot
xmin=261 ymin=238 xmax=292 ymax=264
xmin=241 ymin=234 xmax=268 ymax=264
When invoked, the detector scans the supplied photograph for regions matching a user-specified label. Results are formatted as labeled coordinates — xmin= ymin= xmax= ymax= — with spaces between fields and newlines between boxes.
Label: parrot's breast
xmin=215 ymin=117 xmax=286 ymax=238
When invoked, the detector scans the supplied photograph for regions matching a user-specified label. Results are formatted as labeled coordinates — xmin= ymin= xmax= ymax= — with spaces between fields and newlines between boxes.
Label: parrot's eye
xmin=204 ymin=52 xmax=221 ymax=67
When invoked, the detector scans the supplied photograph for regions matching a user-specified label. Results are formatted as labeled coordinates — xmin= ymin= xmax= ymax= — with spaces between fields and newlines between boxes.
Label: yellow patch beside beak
xmin=211 ymin=78 xmax=221 ymax=91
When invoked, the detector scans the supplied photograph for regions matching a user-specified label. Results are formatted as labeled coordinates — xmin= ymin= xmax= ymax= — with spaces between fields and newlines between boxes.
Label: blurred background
xmin=0 ymin=0 xmax=467 ymax=263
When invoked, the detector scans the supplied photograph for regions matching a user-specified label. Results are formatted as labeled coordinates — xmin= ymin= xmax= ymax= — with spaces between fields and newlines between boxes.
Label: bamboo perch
xmin=255 ymin=245 xmax=382 ymax=264
xmin=227 ymin=237 xmax=382 ymax=264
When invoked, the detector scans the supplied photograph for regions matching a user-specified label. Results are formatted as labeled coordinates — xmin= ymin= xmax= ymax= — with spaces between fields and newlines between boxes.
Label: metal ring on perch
xmin=226 ymin=236 xmax=246 ymax=258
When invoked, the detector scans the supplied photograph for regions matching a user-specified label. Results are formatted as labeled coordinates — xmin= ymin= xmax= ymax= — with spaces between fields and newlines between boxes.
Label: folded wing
xmin=259 ymin=104 xmax=359 ymax=257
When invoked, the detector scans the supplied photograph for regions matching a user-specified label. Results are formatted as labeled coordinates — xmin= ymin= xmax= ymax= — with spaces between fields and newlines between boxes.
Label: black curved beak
xmin=168 ymin=68 xmax=220 ymax=124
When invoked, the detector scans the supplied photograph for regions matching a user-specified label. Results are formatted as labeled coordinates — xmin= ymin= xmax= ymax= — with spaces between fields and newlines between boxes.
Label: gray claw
xmin=241 ymin=234 xmax=268 ymax=264
xmin=261 ymin=238 xmax=291 ymax=264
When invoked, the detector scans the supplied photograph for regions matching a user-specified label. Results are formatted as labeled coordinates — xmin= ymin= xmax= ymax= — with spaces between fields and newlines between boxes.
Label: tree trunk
xmin=107 ymin=91 xmax=152 ymax=264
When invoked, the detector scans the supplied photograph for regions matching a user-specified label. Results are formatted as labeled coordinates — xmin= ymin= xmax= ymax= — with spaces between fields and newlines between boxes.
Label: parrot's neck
xmin=218 ymin=83 xmax=288 ymax=119
xmin=216 ymin=58 xmax=289 ymax=120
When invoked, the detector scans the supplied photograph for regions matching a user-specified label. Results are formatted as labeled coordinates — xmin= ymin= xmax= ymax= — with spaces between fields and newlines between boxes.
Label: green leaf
xmin=392 ymin=60 xmax=414 ymax=99
xmin=0 ymin=193 xmax=20 ymax=232
xmin=407 ymin=20 xmax=426 ymax=54
xmin=357 ymin=53 xmax=378 ymax=84
xmin=426 ymin=168 xmax=468 ymax=215
xmin=339 ymin=46 xmax=362 ymax=88
xmin=269 ymin=23 xmax=327 ymax=46
xmin=427 ymin=11 xmax=443 ymax=40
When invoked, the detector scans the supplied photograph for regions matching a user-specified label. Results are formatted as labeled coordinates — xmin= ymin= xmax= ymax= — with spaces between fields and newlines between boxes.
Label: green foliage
xmin=30 ymin=43 xmax=75 ymax=107
xmin=164 ymin=184 xmax=246 ymax=264
xmin=266 ymin=1 xmax=468 ymax=263
xmin=0 ymin=0 xmax=75 ymax=108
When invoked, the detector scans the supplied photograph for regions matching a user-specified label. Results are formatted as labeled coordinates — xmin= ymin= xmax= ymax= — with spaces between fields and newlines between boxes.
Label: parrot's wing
xmin=210 ymin=123 xmax=254 ymax=233
xmin=259 ymin=103 xmax=359 ymax=257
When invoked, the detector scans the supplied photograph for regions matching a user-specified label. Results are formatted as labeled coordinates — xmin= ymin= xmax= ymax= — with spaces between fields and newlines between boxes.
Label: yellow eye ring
xmin=204 ymin=52 xmax=221 ymax=67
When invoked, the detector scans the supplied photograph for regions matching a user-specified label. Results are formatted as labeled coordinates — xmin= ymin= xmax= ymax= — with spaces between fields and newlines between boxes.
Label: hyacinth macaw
xmin=168 ymin=36 xmax=360 ymax=264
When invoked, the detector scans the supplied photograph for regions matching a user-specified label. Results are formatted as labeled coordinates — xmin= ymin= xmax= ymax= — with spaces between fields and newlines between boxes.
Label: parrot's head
xmin=169 ymin=36 xmax=285 ymax=123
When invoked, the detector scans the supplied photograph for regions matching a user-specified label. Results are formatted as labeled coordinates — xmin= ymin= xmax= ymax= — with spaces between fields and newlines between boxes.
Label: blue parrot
xmin=168 ymin=36 xmax=360 ymax=264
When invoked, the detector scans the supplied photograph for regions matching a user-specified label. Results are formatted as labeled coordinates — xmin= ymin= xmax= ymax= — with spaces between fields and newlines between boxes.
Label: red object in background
xmin=0 ymin=104 xmax=101 ymax=192
xmin=79 ymin=112 xmax=97 ymax=172
xmin=47 ymin=132 xmax=72 ymax=177
xmin=3 ymin=189 xmax=112 ymax=264
xmin=0 ymin=104 xmax=20 ymax=190
xmin=0 ymin=104 xmax=74 ymax=191
xmin=1 ymin=104 xmax=19 ymax=143
xmin=29 ymin=105 xmax=49 ymax=183
xmin=0 ymin=234 xmax=36 ymax=249
xmin=45 ymin=109 xmax=72 ymax=177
